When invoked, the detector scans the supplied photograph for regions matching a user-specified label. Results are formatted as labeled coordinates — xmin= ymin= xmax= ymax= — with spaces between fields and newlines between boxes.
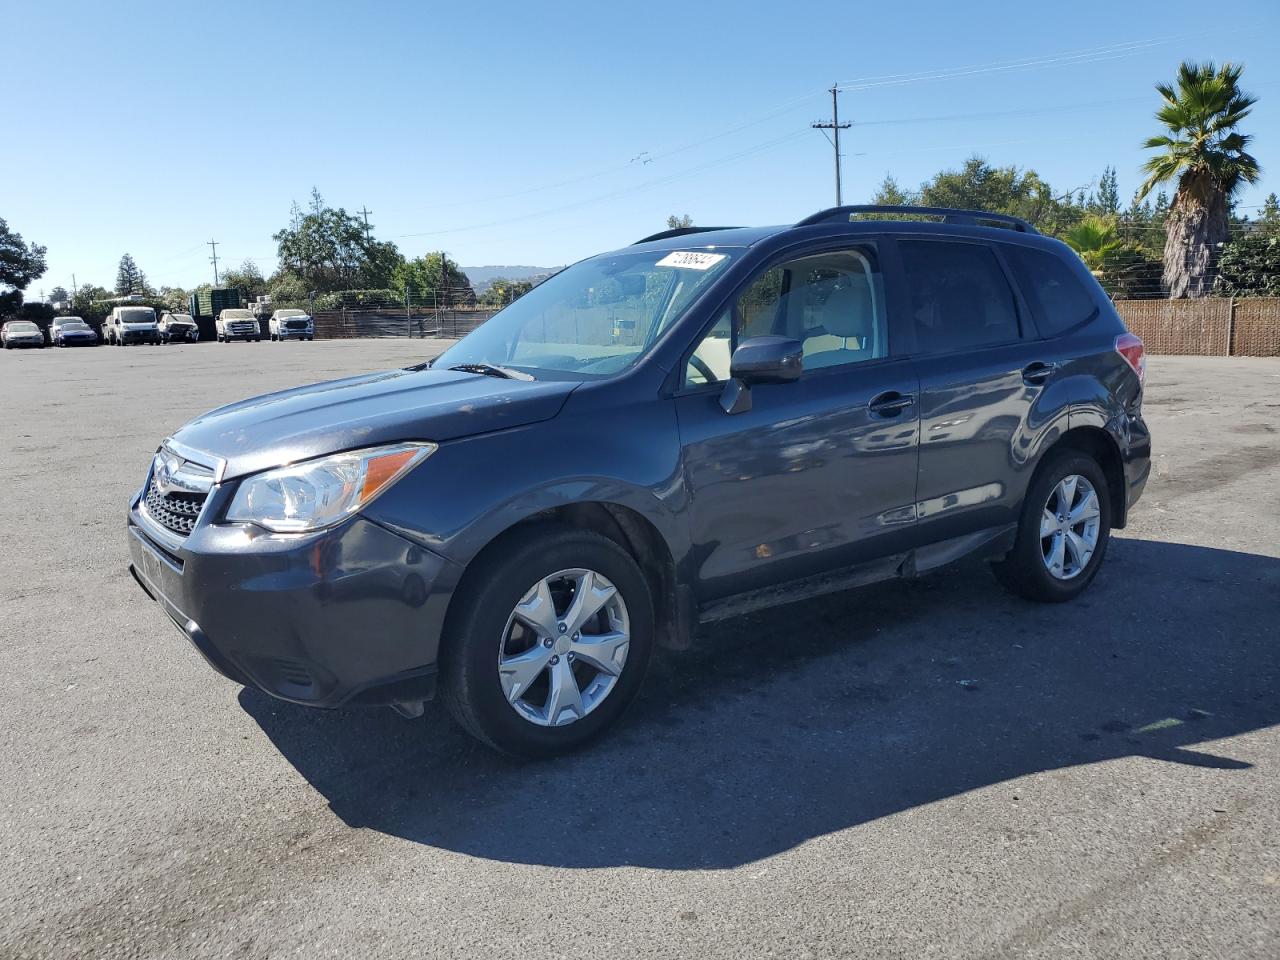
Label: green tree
xmin=1062 ymin=216 xmax=1123 ymax=273
xmin=1256 ymin=192 xmax=1280 ymax=237
xmin=157 ymin=286 xmax=189 ymax=312
xmin=918 ymin=156 xmax=1072 ymax=230
xmin=478 ymin=277 xmax=535 ymax=307
xmin=48 ymin=285 xmax=70 ymax=304
xmin=870 ymin=174 xmax=917 ymax=206
xmin=69 ymin=283 xmax=112 ymax=321
xmin=0 ymin=218 xmax=48 ymax=310
xmin=273 ymin=199 xmax=405 ymax=293
xmin=1094 ymin=166 xmax=1120 ymax=215
xmin=220 ymin=260 xmax=267 ymax=300
xmin=666 ymin=214 xmax=694 ymax=229
xmin=393 ymin=252 xmax=474 ymax=305
xmin=115 ymin=253 xmax=146 ymax=295
xmin=1138 ymin=61 xmax=1261 ymax=298
xmin=1214 ymin=233 xmax=1280 ymax=296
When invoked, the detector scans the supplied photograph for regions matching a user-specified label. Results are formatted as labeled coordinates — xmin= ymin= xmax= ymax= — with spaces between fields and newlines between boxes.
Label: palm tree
xmin=1063 ymin=216 xmax=1123 ymax=274
xmin=1138 ymin=61 xmax=1260 ymax=298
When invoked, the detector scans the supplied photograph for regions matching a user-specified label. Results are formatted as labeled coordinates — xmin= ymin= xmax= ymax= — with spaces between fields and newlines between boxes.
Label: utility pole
xmin=208 ymin=239 xmax=220 ymax=285
xmin=71 ymin=274 xmax=78 ymax=301
xmin=358 ymin=207 xmax=373 ymax=241
xmin=812 ymin=84 xmax=852 ymax=206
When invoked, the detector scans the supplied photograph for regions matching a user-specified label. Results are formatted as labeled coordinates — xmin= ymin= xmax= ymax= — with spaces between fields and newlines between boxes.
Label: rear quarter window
xmin=1003 ymin=245 xmax=1099 ymax=337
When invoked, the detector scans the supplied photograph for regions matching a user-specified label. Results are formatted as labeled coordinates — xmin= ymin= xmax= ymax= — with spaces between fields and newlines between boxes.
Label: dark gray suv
xmin=127 ymin=206 xmax=1151 ymax=756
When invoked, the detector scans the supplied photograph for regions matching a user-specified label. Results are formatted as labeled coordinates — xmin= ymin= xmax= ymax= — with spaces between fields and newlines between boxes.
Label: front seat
xmin=802 ymin=277 xmax=876 ymax=369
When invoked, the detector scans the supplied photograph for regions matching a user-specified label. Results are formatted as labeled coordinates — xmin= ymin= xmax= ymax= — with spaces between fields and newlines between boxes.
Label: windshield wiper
xmin=447 ymin=362 xmax=534 ymax=381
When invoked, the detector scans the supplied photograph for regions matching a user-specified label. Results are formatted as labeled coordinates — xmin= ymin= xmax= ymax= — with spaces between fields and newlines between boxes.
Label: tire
xmin=440 ymin=523 xmax=654 ymax=757
xmin=992 ymin=448 xmax=1112 ymax=603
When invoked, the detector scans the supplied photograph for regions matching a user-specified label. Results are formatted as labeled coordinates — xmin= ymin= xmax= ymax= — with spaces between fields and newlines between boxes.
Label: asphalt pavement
xmin=0 ymin=340 xmax=1277 ymax=959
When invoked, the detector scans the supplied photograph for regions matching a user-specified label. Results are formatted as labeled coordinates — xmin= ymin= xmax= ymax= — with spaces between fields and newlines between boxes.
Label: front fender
xmin=363 ymin=394 xmax=691 ymax=571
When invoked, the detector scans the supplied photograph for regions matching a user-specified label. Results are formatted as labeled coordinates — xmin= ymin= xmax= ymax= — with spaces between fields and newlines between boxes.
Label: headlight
xmin=226 ymin=442 xmax=435 ymax=533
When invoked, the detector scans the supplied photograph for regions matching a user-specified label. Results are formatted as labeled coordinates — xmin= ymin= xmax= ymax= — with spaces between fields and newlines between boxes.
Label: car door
xmin=892 ymin=236 xmax=1058 ymax=544
xmin=675 ymin=240 xmax=921 ymax=602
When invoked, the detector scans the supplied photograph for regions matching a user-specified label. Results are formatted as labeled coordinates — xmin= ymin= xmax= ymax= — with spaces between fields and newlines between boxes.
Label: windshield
xmin=222 ymin=310 xmax=254 ymax=320
xmin=434 ymin=247 xmax=741 ymax=378
xmin=61 ymin=320 xmax=89 ymax=329
xmin=120 ymin=308 xmax=155 ymax=323
xmin=168 ymin=315 xmax=194 ymax=324
xmin=275 ymin=309 xmax=306 ymax=319
xmin=9 ymin=322 xmax=39 ymax=332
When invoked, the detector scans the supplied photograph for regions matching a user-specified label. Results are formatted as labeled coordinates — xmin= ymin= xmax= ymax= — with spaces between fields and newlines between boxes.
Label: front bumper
xmin=60 ymin=333 xmax=98 ymax=345
xmin=7 ymin=338 xmax=44 ymax=347
xmin=120 ymin=329 xmax=158 ymax=343
xmin=127 ymin=493 xmax=462 ymax=708
xmin=223 ymin=326 xmax=259 ymax=340
xmin=277 ymin=328 xmax=313 ymax=339
xmin=164 ymin=328 xmax=199 ymax=342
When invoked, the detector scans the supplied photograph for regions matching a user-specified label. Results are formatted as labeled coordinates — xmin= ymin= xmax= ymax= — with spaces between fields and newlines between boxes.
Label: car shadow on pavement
xmin=241 ymin=537 xmax=1279 ymax=869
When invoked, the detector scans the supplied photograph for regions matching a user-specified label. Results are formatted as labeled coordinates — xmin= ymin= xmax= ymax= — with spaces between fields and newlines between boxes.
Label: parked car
xmin=1 ymin=320 xmax=46 ymax=348
xmin=128 ymin=205 xmax=1151 ymax=756
xmin=50 ymin=316 xmax=99 ymax=347
xmin=215 ymin=309 xmax=260 ymax=343
xmin=268 ymin=308 xmax=314 ymax=341
xmin=104 ymin=306 xmax=160 ymax=346
xmin=159 ymin=312 xmax=200 ymax=344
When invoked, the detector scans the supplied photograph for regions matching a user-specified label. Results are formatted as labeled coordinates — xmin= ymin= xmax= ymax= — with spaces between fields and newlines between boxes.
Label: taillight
xmin=1115 ymin=333 xmax=1146 ymax=385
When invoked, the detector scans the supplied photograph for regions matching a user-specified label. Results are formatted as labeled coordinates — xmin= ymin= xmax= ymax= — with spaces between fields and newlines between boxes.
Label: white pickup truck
xmin=268 ymin=309 xmax=314 ymax=342
xmin=215 ymin=309 xmax=261 ymax=343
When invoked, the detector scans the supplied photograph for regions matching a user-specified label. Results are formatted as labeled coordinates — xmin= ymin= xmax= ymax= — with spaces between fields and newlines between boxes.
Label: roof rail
xmin=795 ymin=205 xmax=1038 ymax=234
xmin=633 ymin=225 xmax=741 ymax=245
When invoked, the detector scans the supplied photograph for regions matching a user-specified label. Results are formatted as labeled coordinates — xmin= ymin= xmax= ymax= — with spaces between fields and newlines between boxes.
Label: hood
xmin=170 ymin=367 xmax=579 ymax=480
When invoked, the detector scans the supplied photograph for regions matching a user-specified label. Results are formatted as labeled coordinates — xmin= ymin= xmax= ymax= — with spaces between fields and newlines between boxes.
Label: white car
xmin=1 ymin=320 xmax=46 ymax=349
xmin=104 ymin=306 xmax=160 ymax=346
xmin=215 ymin=309 xmax=261 ymax=343
xmin=268 ymin=309 xmax=314 ymax=341
xmin=159 ymin=312 xmax=199 ymax=343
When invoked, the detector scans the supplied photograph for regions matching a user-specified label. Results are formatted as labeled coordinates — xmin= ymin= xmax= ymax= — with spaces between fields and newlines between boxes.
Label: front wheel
xmin=992 ymin=449 xmax=1112 ymax=603
xmin=441 ymin=524 xmax=654 ymax=757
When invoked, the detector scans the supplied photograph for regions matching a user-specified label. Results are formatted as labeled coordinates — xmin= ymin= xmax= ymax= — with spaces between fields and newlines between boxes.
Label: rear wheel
xmin=993 ymin=449 xmax=1111 ymax=602
xmin=441 ymin=524 xmax=654 ymax=756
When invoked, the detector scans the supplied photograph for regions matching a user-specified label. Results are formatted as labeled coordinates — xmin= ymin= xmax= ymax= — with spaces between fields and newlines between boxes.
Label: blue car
xmin=128 ymin=205 xmax=1151 ymax=755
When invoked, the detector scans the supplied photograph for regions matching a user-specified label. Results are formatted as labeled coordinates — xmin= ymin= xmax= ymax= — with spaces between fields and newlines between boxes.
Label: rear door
xmin=893 ymin=236 xmax=1061 ymax=544
xmin=675 ymin=239 xmax=921 ymax=601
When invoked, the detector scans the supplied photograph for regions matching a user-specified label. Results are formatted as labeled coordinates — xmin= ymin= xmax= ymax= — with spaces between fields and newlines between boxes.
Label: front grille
xmin=144 ymin=480 xmax=207 ymax=536
xmin=285 ymin=320 xmax=309 ymax=330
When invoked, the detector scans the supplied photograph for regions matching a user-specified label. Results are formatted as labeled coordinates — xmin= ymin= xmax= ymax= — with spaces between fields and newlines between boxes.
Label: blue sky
xmin=6 ymin=0 xmax=1280 ymax=294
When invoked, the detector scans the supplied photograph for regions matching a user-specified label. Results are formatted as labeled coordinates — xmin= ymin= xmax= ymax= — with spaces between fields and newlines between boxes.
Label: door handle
xmin=1022 ymin=361 xmax=1058 ymax=386
xmin=868 ymin=391 xmax=915 ymax=417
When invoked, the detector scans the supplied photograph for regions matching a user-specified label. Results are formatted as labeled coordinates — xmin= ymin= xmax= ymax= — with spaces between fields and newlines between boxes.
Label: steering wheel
xmin=688 ymin=353 xmax=719 ymax=384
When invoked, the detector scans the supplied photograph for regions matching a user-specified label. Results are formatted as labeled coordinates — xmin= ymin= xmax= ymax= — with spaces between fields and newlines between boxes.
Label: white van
xmin=104 ymin=306 xmax=160 ymax=346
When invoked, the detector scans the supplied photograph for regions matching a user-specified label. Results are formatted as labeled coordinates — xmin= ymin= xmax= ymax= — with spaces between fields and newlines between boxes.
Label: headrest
xmin=819 ymin=276 xmax=872 ymax=338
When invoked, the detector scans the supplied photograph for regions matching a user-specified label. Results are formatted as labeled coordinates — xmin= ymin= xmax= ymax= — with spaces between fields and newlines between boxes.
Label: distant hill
xmin=463 ymin=265 xmax=561 ymax=292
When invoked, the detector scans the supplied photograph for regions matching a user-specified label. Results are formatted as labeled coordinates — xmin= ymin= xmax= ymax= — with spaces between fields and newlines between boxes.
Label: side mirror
xmin=720 ymin=336 xmax=803 ymax=414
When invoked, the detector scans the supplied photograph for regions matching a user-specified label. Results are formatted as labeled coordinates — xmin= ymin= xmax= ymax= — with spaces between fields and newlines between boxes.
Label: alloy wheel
xmin=498 ymin=568 xmax=630 ymax=727
xmin=1040 ymin=474 xmax=1101 ymax=580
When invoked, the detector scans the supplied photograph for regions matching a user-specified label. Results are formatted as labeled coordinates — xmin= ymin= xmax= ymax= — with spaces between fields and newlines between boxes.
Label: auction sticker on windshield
xmin=656 ymin=251 xmax=727 ymax=270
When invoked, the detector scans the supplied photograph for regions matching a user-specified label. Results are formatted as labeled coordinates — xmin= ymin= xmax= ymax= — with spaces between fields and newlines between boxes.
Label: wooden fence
xmin=1115 ymin=298 xmax=1280 ymax=357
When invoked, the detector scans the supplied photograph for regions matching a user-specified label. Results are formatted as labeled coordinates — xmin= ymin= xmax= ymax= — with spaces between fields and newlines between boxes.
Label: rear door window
xmin=1002 ymin=244 xmax=1099 ymax=336
xmin=898 ymin=240 xmax=1021 ymax=354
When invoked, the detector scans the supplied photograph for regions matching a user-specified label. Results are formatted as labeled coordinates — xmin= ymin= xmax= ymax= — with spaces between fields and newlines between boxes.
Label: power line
xmin=812 ymin=85 xmax=853 ymax=206
xmin=834 ymin=33 xmax=1215 ymax=92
